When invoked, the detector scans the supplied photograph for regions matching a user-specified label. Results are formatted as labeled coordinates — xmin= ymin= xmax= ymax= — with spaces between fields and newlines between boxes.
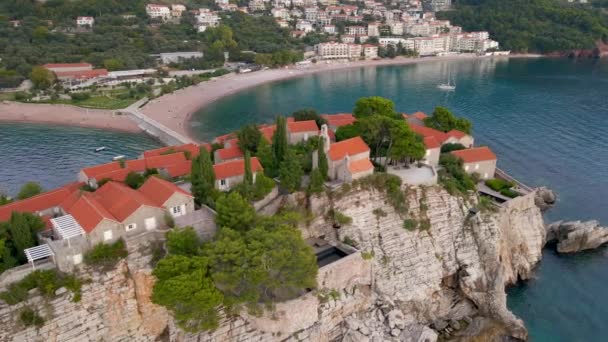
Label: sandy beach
xmin=140 ymin=54 xmax=541 ymax=143
xmin=0 ymin=102 xmax=142 ymax=133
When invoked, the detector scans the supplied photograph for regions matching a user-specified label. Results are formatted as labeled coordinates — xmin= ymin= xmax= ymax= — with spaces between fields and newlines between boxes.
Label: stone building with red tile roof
xmin=451 ymin=146 xmax=497 ymax=179
xmin=287 ymin=120 xmax=319 ymax=144
xmin=213 ymin=157 xmax=264 ymax=191
xmin=320 ymin=125 xmax=373 ymax=182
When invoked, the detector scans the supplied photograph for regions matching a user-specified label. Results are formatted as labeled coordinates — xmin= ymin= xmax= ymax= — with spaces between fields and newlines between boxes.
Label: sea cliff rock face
xmin=0 ymin=185 xmax=546 ymax=342
xmin=546 ymin=220 xmax=608 ymax=253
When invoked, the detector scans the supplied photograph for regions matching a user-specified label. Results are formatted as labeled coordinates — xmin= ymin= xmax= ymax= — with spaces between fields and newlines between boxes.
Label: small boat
xmin=94 ymin=147 xmax=107 ymax=152
xmin=438 ymin=69 xmax=456 ymax=91
xmin=112 ymin=155 xmax=125 ymax=161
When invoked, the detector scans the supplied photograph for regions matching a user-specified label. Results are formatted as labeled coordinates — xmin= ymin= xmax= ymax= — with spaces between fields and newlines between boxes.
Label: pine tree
xmin=272 ymin=116 xmax=288 ymax=173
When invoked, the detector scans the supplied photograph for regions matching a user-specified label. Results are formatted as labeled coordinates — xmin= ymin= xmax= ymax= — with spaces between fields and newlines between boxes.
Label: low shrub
xmin=419 ymin=219 xmax=431 ymax=231
xmin=0 ymin=270 xmax=82 ymax=305
xmin=485 ymin=178 xmax=513 ymax=192
xmin=440 ymin=143 xmax=466 ymax=153
xmin=500 ymin=188 xmax=520 ymax=198
xmin=70 ymin=92 xmax=91 ymax=101
xmin=84 ymin=239 xmax=128 ymax=267
xmin=19 ymin=307 xmax=44 ymax=327
xmin=403 ymin=219 xmax=417 ymax=231
xmin=333 ymin=210 xmax=353 ymax=226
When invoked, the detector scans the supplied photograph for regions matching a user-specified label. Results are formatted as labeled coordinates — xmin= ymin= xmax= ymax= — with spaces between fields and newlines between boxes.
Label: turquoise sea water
xmin=0 ymin=58 xmax=606 ymax=340
xmin=0 ymin=123 xmax=162 ymax=196
xmin=189 ymin=58 xmax=608 ymax=341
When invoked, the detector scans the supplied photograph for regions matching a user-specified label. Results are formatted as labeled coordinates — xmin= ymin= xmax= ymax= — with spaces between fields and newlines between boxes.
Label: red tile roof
xmin=409 ymin=124 xmax=450 ymax=144
xmin=451 ymin=147 xmax=497 ymax=163
xmin=165 ymin=160 xmax=192 ymax=178
xmin=93 ymin=182 xmax=161 ymax=222
xmin=322 ymin=113 xmax=356 ymax=127
xmin=328 ymin=137 xmax=370 ymax=161
xmin=446 ymin=129 xmax=468 ymax=139
xmin=423 ymin=136 xmax=441 ymax=149
xmin=412 ymin=112 xmax=428 ymax=120
xmin=216 ymin=144 xmax=243 ymax=161
xmin=0 ymin=187 xmax=75 ymax=222
xmin=81 ymin=162 xmax=122 ymax=179
xmin=214 ymin=157 xmax=263 ymax=180
xmin=288 ymin=120 xmax=319 ymax=133
xmin=42 ymin=63 xmax=92 ymax=69
xmin=55 ymin=69 xmax=108 ymax=80
xmin=348 ymin=158 xmax=373 ymax=174
xmin=62 ymin=192 xmax=118 ymax=233
xmin=145 ymin=152 xmax=187 ymax=169
xmin=125 ymin=159 xmax=147 ymax=173
xmin=138 ymin=176 xmax=192 ymax=207
xmin=142 ymin=143 xmax=202 ymax=159
xmin=260 ymin=125 xmax=276 ymax=142
xmin=94 ymin=168 xmax=132 ymax=182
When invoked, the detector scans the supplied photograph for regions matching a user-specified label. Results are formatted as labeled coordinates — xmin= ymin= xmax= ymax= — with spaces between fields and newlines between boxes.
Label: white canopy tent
xmin=24 ymin=244 xmax=54 ymax=270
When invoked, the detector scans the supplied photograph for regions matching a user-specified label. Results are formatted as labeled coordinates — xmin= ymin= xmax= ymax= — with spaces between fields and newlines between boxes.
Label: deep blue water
xmin=0 ymin=123 xmax=162 ymax=196
xmin=189 ymin=57 xmax=608 ymax=341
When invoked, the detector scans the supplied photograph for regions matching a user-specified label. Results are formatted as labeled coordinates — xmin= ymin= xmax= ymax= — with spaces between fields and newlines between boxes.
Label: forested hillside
xmin=439 ymin=0 xmax=608 ymax=53
xmin=0 ymin=0 xmax=298 ymax=79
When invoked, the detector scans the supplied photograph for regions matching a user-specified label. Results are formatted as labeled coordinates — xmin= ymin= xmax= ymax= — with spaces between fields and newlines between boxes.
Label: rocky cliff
xmin=0 ymin=185 xmax=546 ymax=342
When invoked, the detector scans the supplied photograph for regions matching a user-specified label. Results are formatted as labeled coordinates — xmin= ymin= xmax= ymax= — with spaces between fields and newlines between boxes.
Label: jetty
xmin=120 ymin=98 xmax=195 ymax=146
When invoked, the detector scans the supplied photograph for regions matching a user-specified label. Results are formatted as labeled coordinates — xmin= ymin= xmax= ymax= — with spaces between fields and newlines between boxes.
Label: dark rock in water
xmin=534 ymin=187 xmax=556 ymax=211
xmin=546 ymin=220 xmax=608 ymax=253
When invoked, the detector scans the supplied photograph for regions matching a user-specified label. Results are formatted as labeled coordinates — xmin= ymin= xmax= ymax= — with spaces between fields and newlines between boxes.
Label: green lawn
xmin=32 ymin=95 xmax=140 ymax=110
xmin=0 ymin=92 xmax=15 ymax=101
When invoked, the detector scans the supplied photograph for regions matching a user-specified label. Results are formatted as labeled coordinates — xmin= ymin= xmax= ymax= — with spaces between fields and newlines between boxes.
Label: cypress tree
xmin=317 ymin=142 xmax=328 ymax=180
xmin=191 ymin=147 xmax=216 ymax=206
xmin=272 ymin=116 xmax=288 ymax=173
xmin=244 ymin=150 xmax=253 ymax=186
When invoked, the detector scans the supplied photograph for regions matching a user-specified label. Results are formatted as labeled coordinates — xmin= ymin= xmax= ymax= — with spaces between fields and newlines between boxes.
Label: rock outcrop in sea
xmin=0 ymin=184 xmax=546 ymax=342
xmin=546 ymin=220 xmax=608 ymax=253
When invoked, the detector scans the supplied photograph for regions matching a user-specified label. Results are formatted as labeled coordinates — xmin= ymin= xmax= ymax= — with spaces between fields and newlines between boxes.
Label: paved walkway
xmin=387 ymin=165 xmax=437 ymax=186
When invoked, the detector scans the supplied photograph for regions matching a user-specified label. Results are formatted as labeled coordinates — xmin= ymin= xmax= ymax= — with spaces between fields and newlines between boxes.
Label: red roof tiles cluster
xmin=142 ymin=143 xmax=208 ymax=159
xmin=287 ymin=120 xmax=319 ymax=133
xmin=348 ymin=158 xmax=374 ymax=173
xmin=0 ymin=182 xmax=83 ymax=222
xmin=321 ymin=113 xmax=356 ymax=128
xmin=328 ymin=137 xmax=370 ymax=161
xmin=54 ymin=69 xmax=108 ymax=80
xmin=451 ymin=147 xmax=497 ymax=163
xmin=213 ymin=157 xmax=263 ymax=180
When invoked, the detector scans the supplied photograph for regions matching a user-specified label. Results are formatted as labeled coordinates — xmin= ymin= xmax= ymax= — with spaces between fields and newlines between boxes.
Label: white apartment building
xmin=378 ymin=37 xmax=407 ymax=47
xmin=363 ymin=45 xmax=379 ymax=59
xmin=216 ymin=0 xmax=229 ymax=4
xmin=196 ymin=9 xmax=221 ymax=32
xmin=171 ymin=4 xmax=187 ymax=17
xmin=76 ymin=16 xmax=94 ymax=27
xmin=315 ymin=42 xmax=362 ymax=59
xmin=390 ymin=22 xmax=404 ymax=35
xmin=272 ymin=8 xmax=291 ymax=20
xmin=406 ymin=22 xmax=431 ymax=36
xmin=296 ymin=20 xmax=314 ymax=33
xmin=146 ymin=4 xmax=171 ymax=20
xmin=324 ymin=25 xmax=336 ymax=34
xmin=305 ymin=7 xmax=319 ymax=21
xmin=367 ymin=23 xmax=380 ymax=37
xmin=249 ymin=0 xmax=266 ymax=11
xmin=341 ymin=35 xmax=356 ymax=43
xmin=345 ymin=26 xmax=367 ymax=36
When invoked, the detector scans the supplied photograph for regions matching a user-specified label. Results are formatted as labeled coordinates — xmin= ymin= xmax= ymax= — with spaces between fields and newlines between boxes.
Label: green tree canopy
xmin=424 ymin=107 xmax=472 ymax=134
xmin=292 ymin=109 xmax=327 ymax=128
xmin=335 ymin=123 xmax=361 ymax=142
xmin=215 ymin=192 xmax=256 ymax=231
xmin=271 ymin=116 xmax=288 ymax=175
xmin=438 ymin=154 xmax=476 ymax=195
xmin=29 ymin=66 xmax=53 ymax=90
xmin=166 ymin=227 xmax=201 ymax=256
xmin=152 ymin=255 xmax=224 ymax=332
xmin=279 ymin=148 xmax=303 ymax=193
xmin=317 ymin=142 xmax=329 ymax=180
xmin=0 ymin=212 xmax=44 ymax=264
xmin=256 ymin=137 xmax=274 ymax=176
xmin=124 ymin=171 xmax=144 ymax=189
xmin=353 ymin=96 xmax=399 ymax=119
xmin=17 ymin=182 xmax=43 ymax=200
xmin=237 ymin=124 xmax=262 ymax=154
xmin=205 ymin=225 xmax=318 ymax=307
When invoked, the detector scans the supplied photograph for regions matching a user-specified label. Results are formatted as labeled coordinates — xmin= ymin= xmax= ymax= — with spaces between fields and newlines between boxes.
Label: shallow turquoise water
xmin=189 ymin=57 xmax=608 ymax=341
xmin=0 ymin=123 xmax=162 ymax=196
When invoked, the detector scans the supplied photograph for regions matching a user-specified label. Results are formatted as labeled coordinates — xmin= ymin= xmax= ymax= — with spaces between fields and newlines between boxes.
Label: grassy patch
xmin=19 ymin=307 xmax=44 ymax=327
xmin=403 ymin=219 xmax=418 ymax=231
